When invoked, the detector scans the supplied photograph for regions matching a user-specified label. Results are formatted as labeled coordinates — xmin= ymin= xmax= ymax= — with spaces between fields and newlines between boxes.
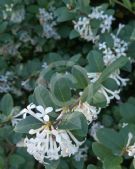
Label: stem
xmin=113 ymin=0 xmax=135 ymax=15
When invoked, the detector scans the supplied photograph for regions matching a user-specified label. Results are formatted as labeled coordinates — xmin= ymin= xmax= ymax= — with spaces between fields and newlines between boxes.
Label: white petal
xmin=27 ymin=103 xmax=36 ymax=110
xmin=36 ymin=105 xmax=45 ymax=115
xmin=45 ymin=107 xmax=53 ymax=114
xmin=43 ymin=115 xmax=49 ymax=122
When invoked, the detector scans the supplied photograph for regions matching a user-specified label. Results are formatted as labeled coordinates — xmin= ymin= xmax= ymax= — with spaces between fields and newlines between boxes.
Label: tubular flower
xmin=24 ymin=126 xmax=84 ymax=163
xmin=99 ymin=24 xmax=128 ymax=66
xmin=74 ymin=6 xmax=114 ymax=42
xmin=38 ymin=8 xmax=60 ymax=39
xmin=13 ymin=103 xmax=53 ymax=123
xmin=14 ymin=104 xmax=84 ymax=164
xmin=90 ymin=122 xmax=104 ymax=141
xmin=74 ymin=17 xmax=98 ymax=42
xmin=110 ymin=70 xmax=129 ymax=87
xmin=73 ymin=102 xmax=101 ymax=123
xmin=74 ymin=146 xmax=88 ymax=161
xmin=87 ymin=72 xmax=120 ymax=104
xmin=125 ymin=133 xmax=135 ymax=157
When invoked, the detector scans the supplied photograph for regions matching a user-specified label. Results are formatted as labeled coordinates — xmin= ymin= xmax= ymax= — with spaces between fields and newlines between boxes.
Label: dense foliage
xmin=0 ymin=0 xmax=135 ymax=169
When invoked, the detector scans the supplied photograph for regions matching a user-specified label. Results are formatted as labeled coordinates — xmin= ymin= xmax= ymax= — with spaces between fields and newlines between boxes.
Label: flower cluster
xmin=99 ymin=24 xmax=128 ymax=66
xmin=10 ymin=7 xmax=25 ymax=23
xmin=14 ymin=104 xmax=84 ymax=163
xmin=74 ymin=101 xmax=101 ymax=123
xmin=87 ymin=72 xmax=121 ymax=105
xmin=2 ymin=4 xmax=25 ymax=23
xmin=74 ymin=6 xmax=114 ymax=42
xmin=0 ymin=74 xmax=10 ymax=93
xmin=38 ymin=8 xmax=60 ymax=39
xmin=125 ymin=133 xmax=135 ymax=158
xmin=90 ymin=122 xmax=104 ymax=141
xmin=74 ymin=146 xmax=88 ymax=161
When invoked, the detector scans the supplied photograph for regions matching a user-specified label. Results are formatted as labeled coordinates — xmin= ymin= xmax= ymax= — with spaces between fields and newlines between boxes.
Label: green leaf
xmin=97 ymin=57 xmax=128 ymax=84
xmin=130 ymin=29 xmax=135 ymax=41
xmin=0 ymin=21 xmax=7 ymax=33
xmin=87 ymin=165 xmax=97 ymax=169
xmin=103 ymin=78 xmax=119 ymax=91
xmin=50 ymin=73 xmax=74 ymax=106
xmin=45 ymin=160 xmax=60 ymax=169
xmin=72 ymin=65 xmax=89 ymax=89
xmin=122 ymin=0 xmax=132 ymax=10
xmin=100 ymin=33 xmax=114 ymax=48
xmin=77 ymin=0 xmax=90 ymax=13
xmin=9 ymin=154 xmax=25 ymax=167
xmin=34 ymin=85 xmax=54 ymax=108
xmin=81 ymin=57 xmax=128 ymax=103
xmin=96 ymin=128 xmax=124 ymax=155
xmin=92 ymin=143 xmax=122 ymax=169
xmin=92 ymin=91 xmax=107 ymax=108
xmin=103 ymin=156 xmax=122 ymax=169
xmin=59 ymin=111 xmax=88 ymax=137
xmin=0 ymin=156 xmax=4 ymax=168
xmin=92 ymin=142 xmax=112 ymax=161
xmin=120 ymin=102 xmax=135 ymax=123
xmin=86 ymin=50 xmax=104 ymax=72
xmin=69 ymin=30 xmax=79 ymax=39
xmin=69 ymin=54 xmax=81 ymax=64
xmin=14 ymin=116 xmax=42 ymax=133
xmin=55 ymin=7 xmax=75 ymax=22
xmin=0 ymin=93 xmax=13 ymax=115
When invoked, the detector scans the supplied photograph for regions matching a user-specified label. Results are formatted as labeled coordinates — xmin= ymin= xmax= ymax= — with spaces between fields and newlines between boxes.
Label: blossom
xmin=87 ymin=72 xmax=120 ymax=104
xmin=73 ymin=102 xmax=101 ymax=123
xmin=14 ymin=104 xmax=84 ymax=163
xmin=74 ymin=6 xmax=114 ymax=42
xmin=38 ymin=8 xmax=60 ymax=39
xmin=125 ymin=133 xmax=135 ymax=157
xmin=99 ymin=24 xmax=128 ymax=66
xmin=10 ymin=8 xmax=25 ymax=23
xmin=90 ymin=122 xmax=104 ymax=141
xmin=23 ymin=124 xmax=84 ymax=163
xmin=13 ymin=103 xmax=53 ymax=123
xmin=100 ymin=15 xmax=114 ymax=33
xmin=21 ymin=79 xmax=32 ymax=91
xmin=0 ymin=74 xmax=10 ymax=93
xmin=74 ymin=146 xmax=88 ymax=161
xmin=110 ymin=70 xmax=129 ymax=86
xmin=74 ymin=17 xmax=98 ymax=42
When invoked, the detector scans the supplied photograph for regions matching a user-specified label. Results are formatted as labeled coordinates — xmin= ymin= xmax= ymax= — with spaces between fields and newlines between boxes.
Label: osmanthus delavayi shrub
xmin=0 ymin=0 xmax=135 ymax=169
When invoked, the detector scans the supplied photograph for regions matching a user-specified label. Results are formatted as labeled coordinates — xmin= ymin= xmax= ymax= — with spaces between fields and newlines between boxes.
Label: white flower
xmin=16 ymin=139 xmax=26 ymax=147
xmin=99 ymin=24 xmax=128 ymax=66
xmin=126 ymin=133 xmax=135 ymax=157
xmin=74 ymin=102 xmax=101 ymax=123
xmin=74 ymin=17 xmax=98 ymax=42
xmin=15 ymin=104 xmax=84 ymax=163
xmin=0 ymin=74 xmax=10 ymax=93
xmin=88 ymin=6 xmax=104 ymax=19
xmin=24 ymin=125 xmax=84 ymax=163
xmin=10 ymin=8 xmax=25 ymax=23
xmin=21 ymin=79 xmax=32 ymax=91
xmin=121 ymin=123 xmax=128 ymax=128
xmin=90 ymin=122 xmax=104 ymax=141
xmin=110 ymin=70 xmax=129 ymax=86
xmin=42 ymin=62 xmax=48 ymax=69
xmin=5 ymin=4 xmax=14 ymax=12
xmin=100 ymin=15 xmax=114 ymax=33
xmin=74 ymin=146 xmax=88 ymax=161
xmin=74 ymin=6 xmax=114 ymax=42
xmin=38 ymin=8 xmax=60 ymax=39
xmin=87 ymin=72 xmax=120 ymax=105
xmin=99 ymin=86 xmax=120 ymax=104
xmin=13 ymin=103 xmax=53 ymax=123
